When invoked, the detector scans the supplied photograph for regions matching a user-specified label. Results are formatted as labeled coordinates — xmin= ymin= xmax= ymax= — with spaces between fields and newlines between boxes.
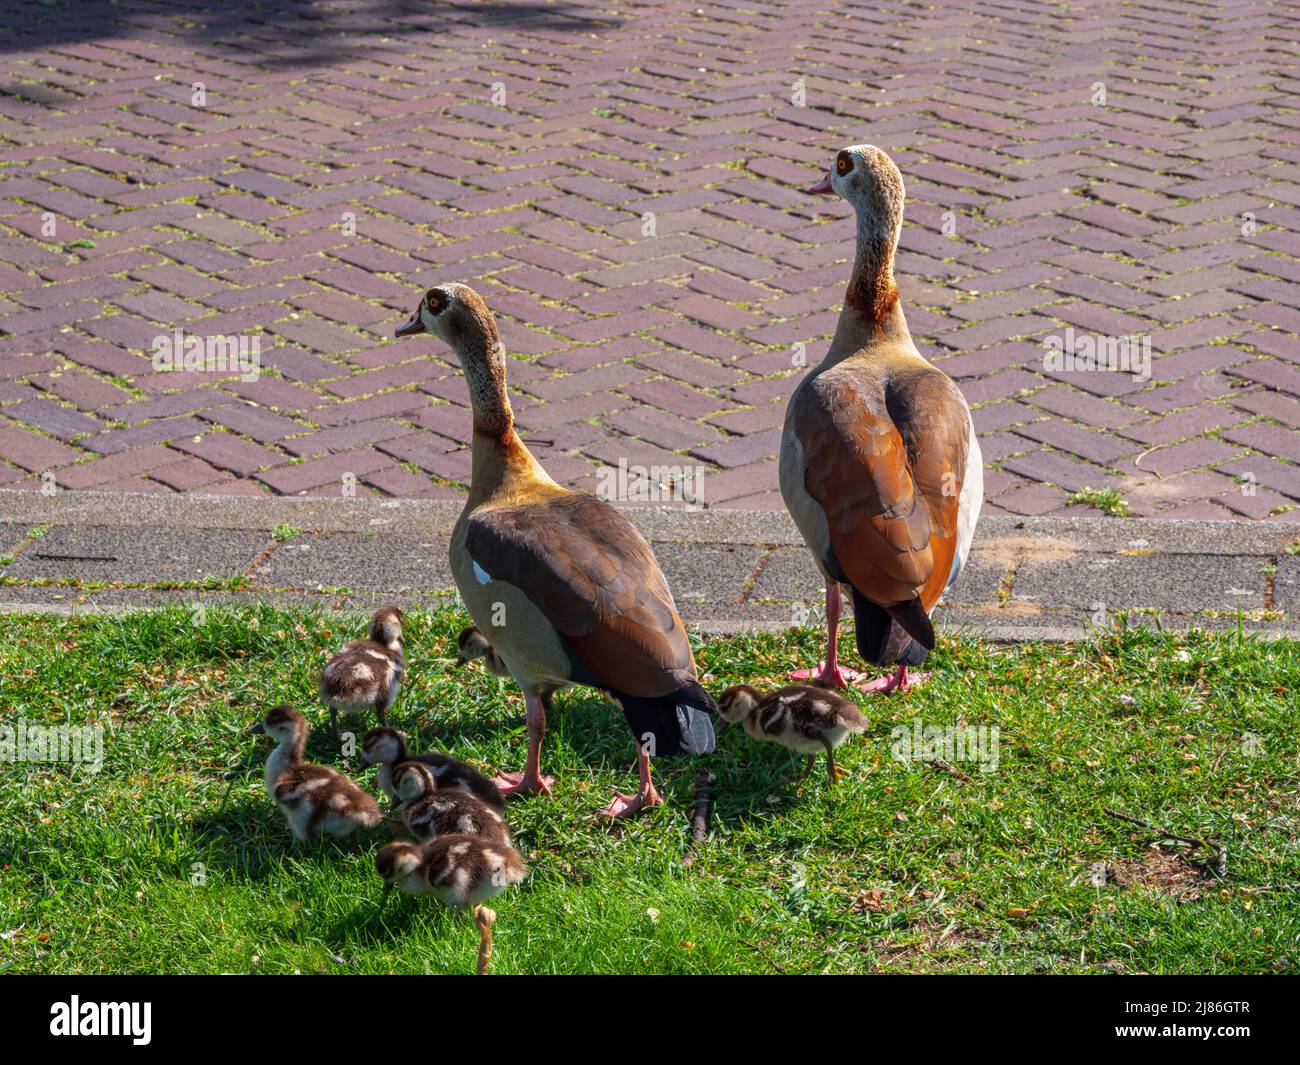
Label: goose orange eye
xmin=425 ymin=290 xmax=445 ymax=314
xmin=836 ymin=153 xmax=852 ymax=176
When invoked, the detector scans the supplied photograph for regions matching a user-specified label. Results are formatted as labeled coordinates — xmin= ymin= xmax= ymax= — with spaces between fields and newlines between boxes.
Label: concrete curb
xmin=3 ymin=489 xmax=1299 ymax=641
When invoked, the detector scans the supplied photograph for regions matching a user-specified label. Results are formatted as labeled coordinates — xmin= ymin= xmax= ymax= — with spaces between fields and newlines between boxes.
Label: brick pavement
xmin=0 ymin=0 xmax=1297 ymax=518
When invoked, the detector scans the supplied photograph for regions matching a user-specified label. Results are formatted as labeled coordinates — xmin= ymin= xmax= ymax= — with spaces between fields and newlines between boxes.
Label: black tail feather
xmin=851 ymin=587 xmax=930 ymax=668
xmin=611 ymin=680 xmax=716 ymax=758
xmin=885 ymin=597 xmax=935 ymax=651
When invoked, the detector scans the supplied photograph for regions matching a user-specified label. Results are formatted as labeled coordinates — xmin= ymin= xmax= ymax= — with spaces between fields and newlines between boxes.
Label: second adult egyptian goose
xmin=781 ymin=145 xmax=982 ymax=692
xmin=395 ymin=284 xmax=716 ymax=818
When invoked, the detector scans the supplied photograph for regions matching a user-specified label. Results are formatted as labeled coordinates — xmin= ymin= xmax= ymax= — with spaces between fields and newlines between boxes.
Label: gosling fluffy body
xmin=718 ymin=683 xmax=867 ymax=783
xmin=392 ymin=760 xmax=511 ymax=845
xmin=251 ymin=705 xmax=382 ymax=840
xmin=361 ymin=727 xmax=505 ymax=811
xmin=320 ymin=606 xmax=405 ymax=738
xmin=376 ymin=835 xmax=527 ymax=909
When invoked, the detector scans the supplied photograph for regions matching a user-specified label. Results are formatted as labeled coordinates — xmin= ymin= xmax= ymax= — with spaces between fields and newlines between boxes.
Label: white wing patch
xmin=947 ymin=415 xmax=983 ymax=592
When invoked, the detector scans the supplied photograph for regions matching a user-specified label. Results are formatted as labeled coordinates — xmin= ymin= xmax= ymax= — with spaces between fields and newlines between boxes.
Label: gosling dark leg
xmin=822 ymin=737 xmax=846 ymax=784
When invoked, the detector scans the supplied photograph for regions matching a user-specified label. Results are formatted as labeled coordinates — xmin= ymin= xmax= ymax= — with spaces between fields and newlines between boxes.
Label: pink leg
xmin=597 ymin=740 xmax=664 ymax=819
xmin=494 ymin=692 xmax=556 ymax=797
xmin=790 ymin=580 xmax=867 ymax=689
xmin=856 ymin=663 xmax=930 ymax=694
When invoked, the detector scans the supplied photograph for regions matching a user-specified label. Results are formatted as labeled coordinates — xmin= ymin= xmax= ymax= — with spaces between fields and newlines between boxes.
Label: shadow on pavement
xmin=0 ymin=1 xmax=621 ymax=66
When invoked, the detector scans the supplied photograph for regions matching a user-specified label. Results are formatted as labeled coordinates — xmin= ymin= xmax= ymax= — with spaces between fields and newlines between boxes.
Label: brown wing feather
xmin=794 ymin=364 xmax=969 ymax=609
xmin=465 ymin=493 xmax=695 ymax=698
xmin=892 ymin=367 xmax=970 ymax=610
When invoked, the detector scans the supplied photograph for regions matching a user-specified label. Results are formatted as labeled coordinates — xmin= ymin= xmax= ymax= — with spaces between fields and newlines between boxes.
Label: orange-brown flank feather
xmin=792 ymin=362 xmax=968 ymax=611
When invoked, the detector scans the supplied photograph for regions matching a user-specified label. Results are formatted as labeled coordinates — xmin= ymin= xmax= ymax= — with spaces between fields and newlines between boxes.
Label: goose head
xmin=376 ymin=840 xmax=422 ymax=888
xmin=392 ymin=760 xmax=437 ymax=803
xmin=248 ymin=704 xmax=308 ymax=746
xmin=809 ymin=145 xmax=904 ymax=234
xmin=361 ymin=726 xmax=405 ymax=767
xmin=368 ymin=605 xmax=405 ymax=650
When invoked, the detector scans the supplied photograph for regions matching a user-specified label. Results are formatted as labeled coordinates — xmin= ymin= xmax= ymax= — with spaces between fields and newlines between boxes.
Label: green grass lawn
xmin=1 ymin=605 xmax=1297 ymax=974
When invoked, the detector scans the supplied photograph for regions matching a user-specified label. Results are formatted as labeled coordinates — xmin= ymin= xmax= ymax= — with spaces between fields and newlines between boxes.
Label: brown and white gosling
xmin=376 ymin=835 xmax=527 ymax=909
xmin=717 ymin=684 xmax=867 ymax=785
xmin=249 ymin=705 xmax=383 ymax=840
xmin=361 ymin=727 xmax=505 ymax=812
xmin=319 ymin=605 xmax=405 ymax=739
xmin=452 ymin=626 xmax=511 ymax=677
xmin=392 ymin=760 xmax=511 ymax=845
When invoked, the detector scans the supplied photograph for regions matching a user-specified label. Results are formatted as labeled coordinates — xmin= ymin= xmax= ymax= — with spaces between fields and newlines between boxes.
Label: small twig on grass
xmin=1239 ymin=882 xmax=1300 ymax=896
xmin=1103 ymin=807 xmax=1227 ymax=878
xmin=681 ymin=771 xmax=716 ymax=869
xmin=738 ymin=937 xmax=787 ymax=974
xmin=928 ymin=758 xmax=971 ymax=782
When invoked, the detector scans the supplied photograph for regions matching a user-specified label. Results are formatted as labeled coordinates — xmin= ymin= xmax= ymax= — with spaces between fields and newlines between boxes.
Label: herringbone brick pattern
xmin=0 ymin=0 xmax=1297 ymax=518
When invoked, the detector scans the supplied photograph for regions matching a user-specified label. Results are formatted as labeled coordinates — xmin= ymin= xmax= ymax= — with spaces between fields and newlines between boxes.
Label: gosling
xmin=320 ymin=605 xmax=405 ymax=739
xmin=361 ymin=727 xmax=505 ymax=812
xmin=717 ymin=683 xmax=867 ymax=785
xmin=392 ymin=760 xmax=511 ymax=845
xmin=250 ymin=705 xmax=382 ymax=840
xmin=452 ymin=626 xmax=510 ymax=677
xmin=376 ymin=835 xmax=527 ymax=909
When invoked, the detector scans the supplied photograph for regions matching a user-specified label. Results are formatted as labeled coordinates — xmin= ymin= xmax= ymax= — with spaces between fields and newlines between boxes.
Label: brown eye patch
xmin=836 ymin=151 xmax=852 ymax=176
xmin=425 ymin=289 xmax=447 ymax=314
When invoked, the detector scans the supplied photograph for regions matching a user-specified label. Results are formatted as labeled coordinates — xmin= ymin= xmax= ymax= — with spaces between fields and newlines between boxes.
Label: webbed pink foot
xmin=494 ymin=770 xmax=555 ymax=798
xmin=855 ymin=665 xmax=929 ymax=693
xmin=596 ymin=781 xmax=663 ymax=819
xmin=789 ymin=661 xmax=868 ymax=689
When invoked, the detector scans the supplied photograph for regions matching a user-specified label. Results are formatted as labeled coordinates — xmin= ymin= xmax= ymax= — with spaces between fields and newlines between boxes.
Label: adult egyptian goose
xmin=395 ymin=284 xmax=716 ymax=818
xmin=717 ymin=683 xmax=867 ymax=785
xmin=780 ymin=145 xmax=982 ymax=692
xmin=319 ymin=606 xmax=405 ymax=739
xmin=249 ymin=705 xmax=383 ymax=840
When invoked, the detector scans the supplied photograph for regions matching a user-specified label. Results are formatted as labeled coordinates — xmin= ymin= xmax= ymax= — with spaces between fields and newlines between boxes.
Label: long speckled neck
xmin=847 ymin=197 xmax=901 ymax=323
xmin=445 ymin=305 xmax=512 ymax=441
xmin=824 ymin=204 xmax=908 ymax=362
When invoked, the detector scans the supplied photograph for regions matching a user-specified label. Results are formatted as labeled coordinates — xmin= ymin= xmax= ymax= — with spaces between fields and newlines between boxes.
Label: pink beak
xmin=806 ymin=174 xmax=834 ymax=195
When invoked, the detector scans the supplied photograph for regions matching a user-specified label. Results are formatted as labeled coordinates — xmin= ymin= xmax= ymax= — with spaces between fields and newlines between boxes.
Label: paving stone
xmin=1011 ymin=553 xmax=1268 ymax=614
xmin=747 ymin=547 xmax=824 ymax=603
xmin=1272 ymin=557 xmax=1300 ymax=617
xmin=652 ymin=544 xmax=762 ymax=605
xmin=0 ymin=521 xmax=24 ymax=555
xmin=251 ymin=533 xmax=456 ymax=592
xmin=944 ymin=556 xmax=1008 ymax=605
xmin=4 ymin=525 xmax=268 ymax=583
